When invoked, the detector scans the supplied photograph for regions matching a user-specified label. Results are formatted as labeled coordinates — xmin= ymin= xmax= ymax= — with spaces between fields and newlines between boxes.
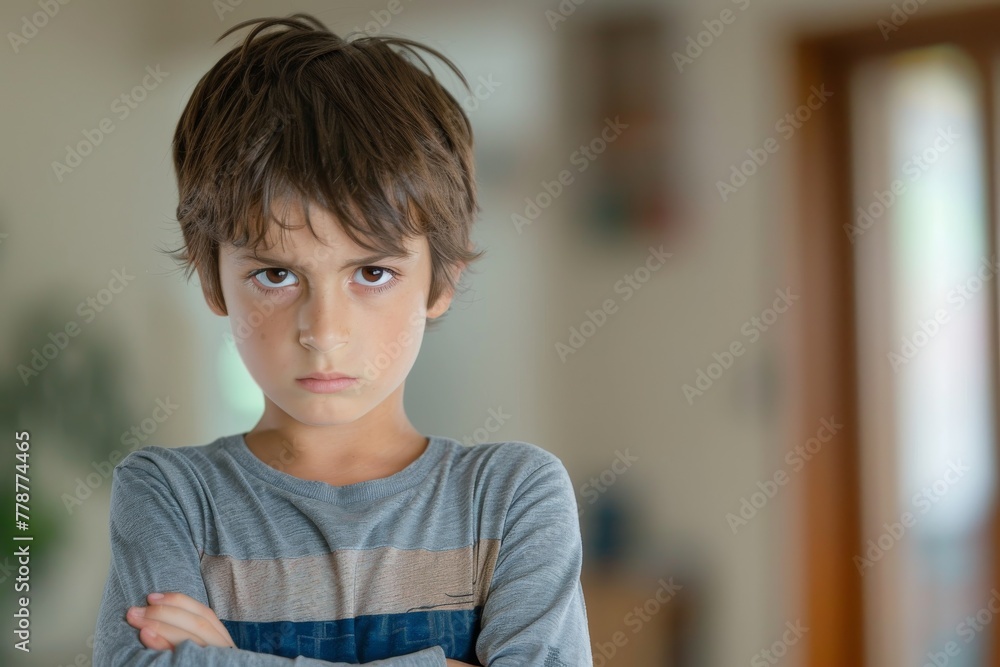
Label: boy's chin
xmin=280 ymin=408 xmax=363 ymax=428
xmin=272 ymin=393 xmax=377 ymax=425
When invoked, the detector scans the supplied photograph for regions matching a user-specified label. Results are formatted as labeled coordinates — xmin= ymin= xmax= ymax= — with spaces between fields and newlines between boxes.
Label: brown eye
xmin=354 ymin=266 xmax=397 ymax=290
xmin=264 ymin=269 xmax=287 ymax=282
xmin=359 ymin=267 xmax=385 ymax=282
xmin=252 ymin=268 xmax=297 ymax=289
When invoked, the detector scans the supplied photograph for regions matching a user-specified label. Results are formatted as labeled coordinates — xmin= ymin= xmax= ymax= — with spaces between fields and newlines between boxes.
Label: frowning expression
xmin=205 ymin=199 xmax=454 ymax=427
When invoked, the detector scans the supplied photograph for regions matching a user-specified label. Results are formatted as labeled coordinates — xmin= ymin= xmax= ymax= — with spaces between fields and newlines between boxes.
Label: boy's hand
xmin=445 ymin=661 xmax=476 ymax=666
xmin=126 ymin=592 xmax=237 ymax=651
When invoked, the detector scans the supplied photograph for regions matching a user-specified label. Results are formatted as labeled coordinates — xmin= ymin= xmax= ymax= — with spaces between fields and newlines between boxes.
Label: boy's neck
xmin=243 ymin=427 xmax=429 ymax=487
xmin=242 ymin=390 xmax=429 ymax=486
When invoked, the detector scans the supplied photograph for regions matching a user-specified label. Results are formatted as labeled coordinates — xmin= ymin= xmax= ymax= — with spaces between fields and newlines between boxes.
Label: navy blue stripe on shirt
xmin=221 ymin=607 xmax=482 ymax=664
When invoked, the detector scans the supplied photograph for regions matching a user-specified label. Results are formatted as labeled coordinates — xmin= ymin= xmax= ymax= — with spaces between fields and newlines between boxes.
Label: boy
xmin=91 ymin=12 xmax=593 ymax=667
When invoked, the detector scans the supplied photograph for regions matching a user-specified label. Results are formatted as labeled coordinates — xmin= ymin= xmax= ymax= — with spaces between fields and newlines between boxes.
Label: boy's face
xmin=203 ymin=199 xmax=454 ymax=428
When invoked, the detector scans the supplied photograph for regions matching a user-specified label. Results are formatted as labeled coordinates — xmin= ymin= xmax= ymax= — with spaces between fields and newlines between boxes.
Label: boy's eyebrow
xmin=234 ymin=251 xmax=414 ymax=271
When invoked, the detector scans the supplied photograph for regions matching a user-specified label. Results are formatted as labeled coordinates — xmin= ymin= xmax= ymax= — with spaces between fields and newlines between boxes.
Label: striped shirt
xmin=92 ymin=433 xmax=593 ymax=666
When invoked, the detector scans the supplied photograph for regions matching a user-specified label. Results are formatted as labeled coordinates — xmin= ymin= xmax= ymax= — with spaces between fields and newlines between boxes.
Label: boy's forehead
xmin=220 ymin=195 xmax=428 ymax=260
xmin=223 ymin=223 xmax=424 ymax=261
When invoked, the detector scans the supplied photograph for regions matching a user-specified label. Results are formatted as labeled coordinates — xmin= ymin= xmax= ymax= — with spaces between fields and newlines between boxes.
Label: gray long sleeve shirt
xmin=91 ymin=433 xmax=593 ymax=666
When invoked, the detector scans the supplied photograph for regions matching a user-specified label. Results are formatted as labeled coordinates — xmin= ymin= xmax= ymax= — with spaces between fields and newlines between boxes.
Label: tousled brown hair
xmin=163 ymin=13 xmax=484 ymax=329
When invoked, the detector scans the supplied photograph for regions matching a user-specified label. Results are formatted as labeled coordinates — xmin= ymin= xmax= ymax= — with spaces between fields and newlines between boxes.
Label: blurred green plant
xmin=0 ymin=295 xmax=136 ymax=602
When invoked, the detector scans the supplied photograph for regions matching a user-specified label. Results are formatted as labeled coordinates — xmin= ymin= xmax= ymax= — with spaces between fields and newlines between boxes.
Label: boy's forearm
xmin=99 ymin=641 xmax=447 ymax=667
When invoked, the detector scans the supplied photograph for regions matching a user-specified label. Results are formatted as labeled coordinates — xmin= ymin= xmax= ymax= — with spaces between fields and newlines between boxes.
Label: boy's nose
xmin=298 ymin=289 xmax=350 ymax=353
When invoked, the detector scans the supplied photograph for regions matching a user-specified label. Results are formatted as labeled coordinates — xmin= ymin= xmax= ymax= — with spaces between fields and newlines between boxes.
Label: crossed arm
xmin=101 ymin=452 xmax=592 ymax=665
xmin=124 ymin=590 xmax=475 ymax=667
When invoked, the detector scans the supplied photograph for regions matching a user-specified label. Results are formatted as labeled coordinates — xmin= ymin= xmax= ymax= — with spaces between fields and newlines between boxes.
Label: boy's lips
xmin=296 ymin=375 xmax=359 ymax=394
xmin=298 ymin=371 xmax=355 ymax=381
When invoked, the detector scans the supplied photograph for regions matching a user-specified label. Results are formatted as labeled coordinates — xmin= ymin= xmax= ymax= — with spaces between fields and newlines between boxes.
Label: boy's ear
xmin=426 ymin=262 xmax=466 ymax=320
xmin=426 ymin=286 xmax=454 ymax=320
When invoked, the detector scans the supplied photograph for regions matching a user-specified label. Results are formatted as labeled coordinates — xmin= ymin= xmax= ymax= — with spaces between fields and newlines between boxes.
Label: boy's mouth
xmin=296 ymin=376 xmax=359 ymax=394
xmin=299 ymin=371 xmax=355 ymax=381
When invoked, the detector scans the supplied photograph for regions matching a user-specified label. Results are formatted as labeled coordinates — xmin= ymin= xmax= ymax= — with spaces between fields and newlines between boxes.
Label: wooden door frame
xmin=791 ymin=6 xmax=1000 ymax=666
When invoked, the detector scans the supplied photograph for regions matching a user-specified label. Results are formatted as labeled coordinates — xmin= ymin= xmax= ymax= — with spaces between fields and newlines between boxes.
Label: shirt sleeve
xmin=474 ymin=459 xmax=594 ymax=666
xmin=92 ymin=461 xmax=447 ymax=667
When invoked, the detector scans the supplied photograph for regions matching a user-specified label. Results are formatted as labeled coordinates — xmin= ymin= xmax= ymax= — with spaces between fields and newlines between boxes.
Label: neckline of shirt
xmin=223 ymin=432 xmax=448 ymax=504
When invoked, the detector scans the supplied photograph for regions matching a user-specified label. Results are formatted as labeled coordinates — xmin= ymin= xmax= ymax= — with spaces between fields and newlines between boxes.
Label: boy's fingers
xmin=135 ymin=618 xmax=203 ymax=649
xmin=127 ymin=605 xmax=233 ymax=648
xmin=145 ymin=592 xmax=233 ymax=643
xmin=138 ymin=626 xmax=174 ymax=651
